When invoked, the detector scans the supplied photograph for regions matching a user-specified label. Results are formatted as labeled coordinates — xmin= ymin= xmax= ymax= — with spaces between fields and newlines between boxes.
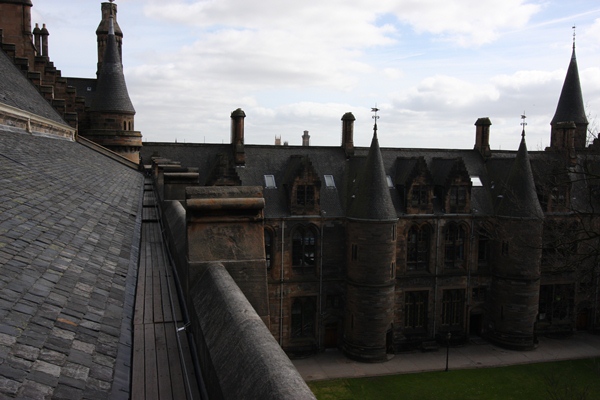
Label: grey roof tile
xmin=0 ymin=128 xmax=143 ymax=398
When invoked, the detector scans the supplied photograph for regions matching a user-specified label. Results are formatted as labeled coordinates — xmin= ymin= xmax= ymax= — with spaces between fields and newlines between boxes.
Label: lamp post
xmin=445 ymin=332 xmax=452 ymax=372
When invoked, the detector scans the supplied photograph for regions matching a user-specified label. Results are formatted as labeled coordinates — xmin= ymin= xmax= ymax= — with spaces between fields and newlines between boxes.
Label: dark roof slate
xmin=551 ymin=47 xmax=588 ymax=125
xmin=347 ymin=133 xmax=397 ymax=221
xmin=0 ymin=128 xmax=143 ymax=399
xmin=495 ymin=135 xmax=544 ymax=218
xmin=0 ymin=49 xmax=67 ymax=125
xmin=90 ymin=22 xmax=135 ymax=114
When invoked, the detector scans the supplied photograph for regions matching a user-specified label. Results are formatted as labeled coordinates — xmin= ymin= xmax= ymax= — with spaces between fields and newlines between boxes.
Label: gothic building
xmin=143 ymin=41 xmax=600 ymax=361
xmin=0 ymin=0 xmax=141 ymax=163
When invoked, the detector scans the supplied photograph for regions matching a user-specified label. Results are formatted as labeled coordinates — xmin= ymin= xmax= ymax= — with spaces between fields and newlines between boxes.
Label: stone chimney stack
xmin=33 ymin=23 xmax=41 ymax=55
xmin=231 ymin=108 xmax=246 ymax=165
xmin=474 ymin=117 xmax=491 ymax=158
xmin=40 ymin=23 xmax=49 ymax=57
xmin=275 ymin=136 xmax=281 ymax=146
xmin=302 ymin=130 xmax=310 ymax=147
xmin=341 ymin=112 xmax=355 ymax=157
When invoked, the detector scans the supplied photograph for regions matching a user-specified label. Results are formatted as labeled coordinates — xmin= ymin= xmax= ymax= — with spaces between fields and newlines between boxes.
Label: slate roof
xmin=0 ymin=49 xmax=67 ymax=125
xmin=141 ymin=138 xmax=503 ymax=218
xmin=90 ymin=19 xmax=135 ymax=114
xmin=65 ymin=78 xmax=97 ymax=108
xmin=0 ymin=128 xmax=143 ymax=398
xmin=495 ymin=134 xmax=544 ymax=219
xmin=551 ymin=47 xmax=588 ymax=125
xmin=347 ymin=133 xmax=397 ymax=221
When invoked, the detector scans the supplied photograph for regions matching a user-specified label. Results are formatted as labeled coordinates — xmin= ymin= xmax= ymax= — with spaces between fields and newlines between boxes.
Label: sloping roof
xmin=0 ymin=49 xmax=67 ymax=125
xmin=90 ymin=20 xmax=135 ymax=114
xmin=66 ymin=77 xmax=97 ymax=108
xmin=0 ymin=128 xmax=143 ymax=398
xmin=347 ymin=133 xmax=397 ymax=221
xmin=551 ymin=47 xmax=588 ymax=125
xmin=495 ymin=135 xmax=544 ymax=219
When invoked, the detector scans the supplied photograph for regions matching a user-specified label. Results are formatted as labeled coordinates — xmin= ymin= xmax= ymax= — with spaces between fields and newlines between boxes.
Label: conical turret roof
xmin=91 ymin=17 xmax=135 ymax=114
xmin=348 ymin=129 xmax=397 ymax=220
xmin=496 ymin=132 xmax=543 ymax=219
xmin=551 ymin=46 xmax=587 ymax=125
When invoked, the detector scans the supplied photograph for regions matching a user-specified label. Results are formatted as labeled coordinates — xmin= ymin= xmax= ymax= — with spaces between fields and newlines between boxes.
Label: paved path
xmin=292 ymin=332 xmax=600 ymax=382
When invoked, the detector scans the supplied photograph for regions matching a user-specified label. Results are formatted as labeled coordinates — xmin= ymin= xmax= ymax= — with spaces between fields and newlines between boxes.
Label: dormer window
xmin=471 ymin=176 xmax=483 ymax=187
xmin=386 ymin=175 xmax=394 ymax=188
xmin=324 ymin=175 xmax=336 ymax=188
xmin=264 ymin=175 xmax=276 ymax=188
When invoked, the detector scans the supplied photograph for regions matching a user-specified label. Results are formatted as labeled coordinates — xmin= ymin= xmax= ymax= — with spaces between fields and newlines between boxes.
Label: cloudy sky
xmin=31 ymin=0 xmax=600 ymax=150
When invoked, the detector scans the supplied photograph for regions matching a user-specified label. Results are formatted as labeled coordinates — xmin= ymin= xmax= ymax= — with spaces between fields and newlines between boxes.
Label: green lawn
xmin=308 ymin=358 xmax=600 ymax=400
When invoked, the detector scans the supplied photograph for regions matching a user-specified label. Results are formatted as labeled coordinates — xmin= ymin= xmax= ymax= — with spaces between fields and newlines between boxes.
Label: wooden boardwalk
xmin=132 ymin=180 xmax=202 ymax=400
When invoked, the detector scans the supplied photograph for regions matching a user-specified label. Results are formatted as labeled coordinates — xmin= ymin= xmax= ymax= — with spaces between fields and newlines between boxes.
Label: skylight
xmin=264 ymin=175 xmax=276 ymax=188
xmin=386 ymin=175 xmax=394 ymax=188
xmin=324 ymin=175 xmax=335 ymax=188
xmin=471 ymin=176 xmax=483 ymax=187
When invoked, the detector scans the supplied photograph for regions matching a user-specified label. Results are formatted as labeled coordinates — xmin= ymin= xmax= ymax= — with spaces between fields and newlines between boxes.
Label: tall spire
xmin=91 ymin=16 xmax=135 ymax=114
xmin=496 ymin=119 xmax=543 ymax=219
xmin=348 ymin=109 xmax=396 ymax=220
xmin=550 ymin=27 xmax=588 ymax=149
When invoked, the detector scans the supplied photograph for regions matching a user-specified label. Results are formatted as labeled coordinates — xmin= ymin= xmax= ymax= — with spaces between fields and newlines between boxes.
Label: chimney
xmin=302 ymin=130 xmax=310 ymax=147
xmin=40 ymin=24 xmax=49 ymax=57
xmin=341 ymin=112 xmax=355 ymax=157
xmin=33 ymin=23 xmax=41 ymax=56
xmin=275 ymin=135 xmax=281 ymax=146
xmin=231 ymin=108 xmax=246 ymax=165
xmin=474 ymin=117 xmax=491 ymax=158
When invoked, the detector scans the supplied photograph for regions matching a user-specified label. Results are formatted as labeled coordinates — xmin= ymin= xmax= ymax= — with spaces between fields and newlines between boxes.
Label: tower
xmin=550 ymin=33 xmax=588 ymax=151
xmin=343 ymin=110 xmax=398 ymax=362
xmin=487 ymin=122 xmax=543 ymax=350
xmin=96 ymin=1 xmax=123 ymax=73
xmin=82 ymin=14 xmax=142 ymax=164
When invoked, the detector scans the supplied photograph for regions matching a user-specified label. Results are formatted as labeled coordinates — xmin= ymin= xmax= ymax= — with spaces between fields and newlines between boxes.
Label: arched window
xmin=292 ymin=226 xmax=317 ymax=273
xmin=407 ymin=225 xmax=430 ymax=271
xmin=291 ymin=297 xmax=316 ymax=338
xmin=123 ymin=121 xmax=127 ymax=131
xmin=444 ymin=223 xmax=466 ymax=268
xmin=265 ymin=229 xmax=273 ymax=269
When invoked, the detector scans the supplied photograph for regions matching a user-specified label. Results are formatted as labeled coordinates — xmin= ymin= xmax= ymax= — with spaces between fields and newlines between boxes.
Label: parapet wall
xmin=189 ymin=262 xmax=316 ymax=400
xmin=154 ymin=157 xmax=314 ymax=399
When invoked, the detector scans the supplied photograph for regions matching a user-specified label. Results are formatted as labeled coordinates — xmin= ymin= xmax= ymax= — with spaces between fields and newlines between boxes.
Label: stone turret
xmin=550 ymin=44 xmax=588 ymax=150
xmin=96 ymin=1 xmax=123 ymax=73
xmin=488 ymin=129 xmax=542 ymax=350
xmin=343 ymin=121 xmax=398 ymax=362
xmin=83 ymin=15 xmax=141 ymax=164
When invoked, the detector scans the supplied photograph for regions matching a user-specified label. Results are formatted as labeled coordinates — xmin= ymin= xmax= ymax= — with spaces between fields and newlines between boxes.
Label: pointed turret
xmin=344 ymin=112 xmax=398 ymax=362
xmin=348 ymin=128 xmax=396 ymax=221
xmin=550 ymin=43 xmax=588 ymax=150
xmin=82 ymin=14 xmax=141 ymax=164
xmin=96 ymin=1 xmax=123 ymax=72
xmin=496 ymin=130 xmax=543 ymax=219
xmin=91 ymin=17 xmax=134 ymax=114
xmin=487 ymin=126 xmax=542 ymax=351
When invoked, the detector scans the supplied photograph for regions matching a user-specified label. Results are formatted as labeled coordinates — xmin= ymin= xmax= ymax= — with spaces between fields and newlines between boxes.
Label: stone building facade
xmin=142 ymin=42 xmax=600 ymax=362
xmin=0 ymin=0 xmax=141 ymax=163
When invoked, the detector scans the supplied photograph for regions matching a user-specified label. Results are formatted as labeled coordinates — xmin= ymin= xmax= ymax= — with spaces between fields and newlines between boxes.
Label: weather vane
xmin=520 ymin=112 xmax=527 ymax=138
xmin=371 ymin=106 xmax=380 ymax=135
